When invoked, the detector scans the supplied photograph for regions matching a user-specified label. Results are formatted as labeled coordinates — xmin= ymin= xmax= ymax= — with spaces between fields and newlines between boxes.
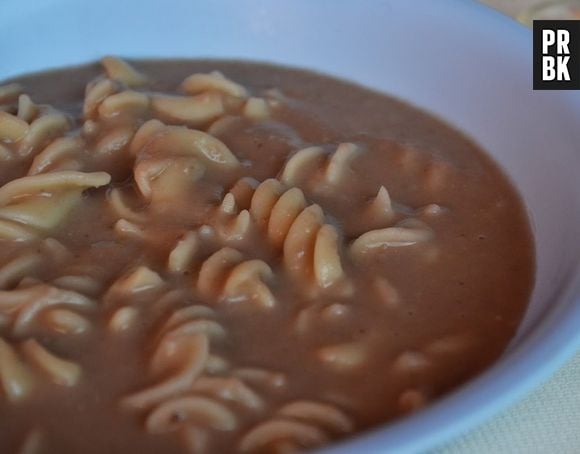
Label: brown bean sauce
xmin=0 ymin=59 xmax=534 ymax=454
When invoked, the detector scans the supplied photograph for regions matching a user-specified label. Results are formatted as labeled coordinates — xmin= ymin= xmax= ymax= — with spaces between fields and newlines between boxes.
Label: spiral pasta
xmin=232 ymin=368 xmax=287 ymax=391
xmin=151 ymin=93 xmax=225 ymax=127
xmin=215 ymin=179 xmax=350 ymax=293
xmin=98 ymin=90 xmax=150 ymax=119
xmin=122 ymin=332 xmax=209 ymax=410
xmin=191 ymin=376 xmax=263 ymax=410
xmin=106 ymin=186 xmax=147 ymax=223
xmin=317 ymin=342 xmax=369 ymax=371
xmin=23 ymin=114 xmax=69 ymax=158
xmin=141 ymin=377 xmax=263 ymax=441
xmin=121 ymin=303 xmax=225 ymax=409
xmin=181 ymin=71 xmax=249 ymax=98
xmin=101 ymin=56 xmax=148 ymax=87
xmin=131 ymin=119 xmax=239 ymax=169
xmin=280 ymin=143 xmax=361 ymax=189
xmin=17 ymin=428 xmax=44 ymax=454
xmin=239 ymin=400 xmax=353 ymax=452
xmin=0 ymin=171 xmax=111 ymax=240
xmin=350 ymin=218 xmax=434 ymax=259
xmin=197 ymin=248 xmax=276 ymax=309
xmin=0 ymin=283 xmax=94 ymax=337
xmin=0 ymin=83 xmax=23 ymax=105
xmin=106 ymin=266 xmax=164 ymax=297
xmin=28 ymin=137 xmax=85 ymax=175
xmin=0 ymin=337 xmax=35 ymax=402
xmin=168 ymin=231 xmax=200 ymax=273
xmin=0 ymin=337 xmax=82 ymax=402
xmin=142 ymin=371 xmax=267 ymax=452
xmin=20 ymin=338 xmax=82 ymax=386
xmin=134 ymin=155 xmax=206 ymax=204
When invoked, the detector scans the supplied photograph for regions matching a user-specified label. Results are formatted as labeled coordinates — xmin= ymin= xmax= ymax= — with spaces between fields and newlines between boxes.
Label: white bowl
xmin=2 ymin=0 xmax=580 ymax=452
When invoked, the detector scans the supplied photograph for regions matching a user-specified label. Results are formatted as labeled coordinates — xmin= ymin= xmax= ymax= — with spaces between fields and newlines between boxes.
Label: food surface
xmin=0 ymin=58 xmax=534 ymax=453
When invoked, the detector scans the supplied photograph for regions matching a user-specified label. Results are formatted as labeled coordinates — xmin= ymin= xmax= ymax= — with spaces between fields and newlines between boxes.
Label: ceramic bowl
xmin=2 ymin=0 xmax=580 ymax=452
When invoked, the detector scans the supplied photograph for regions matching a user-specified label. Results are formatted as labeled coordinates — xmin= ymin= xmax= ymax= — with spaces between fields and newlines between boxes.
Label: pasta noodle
xmin=280 ymin=142 xmax=361 ymax=189
xmin=0 ymin=284 xmax=94 ymax=337
xmin=151 ymin=93 xmax=224 ymax=127
xmin=191 ymin=376 xmax=263 ymax=410
xmin=205 ymin=355 xmax=230 ymax=375
xmin=232 ymin=368 xmax=287 ymax=391
xmin=20 ymin=339 xmax=82 ymax=387
xmin=243 ymin=97 xmax=270 ymax=120
xmin=43 ymin=308 xmax=90 ymax=335
xmin=94 ymin=126 xmax=134 ymax=155
xmin=358 ymin=185 xmax=395 ymax=230
xmin=277 ymin=401 xmax=354 ymax=433
xmin=0 ymin=171 xmax=110 ymax=240
xmin=52 ymin=274 xmax=101 ymax=296
xmin=179 ymin=426 xmax=208 ymax=454
xmin=0 ymin=252 xmax=43 ymax=289
xmin=392 ymin=351 xmax=431 ymax=374
xmin=350 ymin=218 xmax=434 ymax=259
xmin=140 ymin=372 xmax=265 ymax=451
xmin=319 ymin=303 xmax=350 ymax=321
xmin=424 ymin=334 xmax=473 ymax=355
xmin=0 ymin=337 xmax=36 ymax=402
xmin=197 ymin=248 xmax=276 ymax=309
xmin=84 ymin=78 xmax=120 ymax=118
xmin=28 ymin=137 xmax=85 ymax=175
xmin=108 ymin=306 xmax=139 ymax=333
xmin=101 ymin=56 xmax=148 ymax=87
xmin=131 ymin=120 xmax=239 ymax=168
xmin=114 ymin=218 xmax=146 ymax=239
xmin=168 ymin=231 xmax=200 ymax=273
xmin=18 ymin=112 xmax=70 ymax=157
xmin=17 ymin=428 xmax=44 ymax=454
xmin=107 ymin=187 xmax=146 ymax=223
xmin=313 ymin=224 xmax=344 ymax=289
xmin=106 ymin=266 xmax=164 ymax=296
xmin=146 ymin=395 xmax=238 ymax=433
xmin=0 ymin=83 xmax=23 ymax=104
xmin=17 ymin=94 xmax=37 ymax=123
xmin=0 ymin=238 xmax=71 ymax=289
xmin=222 ymin=259 xmax=275 ymax=309
xmin=0 ymin=143 xmax=12 ymax=160
xmin=158 ymin=305 xmax=217 ymax=334
xmin=241 ymin=420 xmax=329 ymax=453
xmin=0 ymin=111 xmax=29 ymax=142
xmin=373 ymin=276 xmax=401 ymax=308
xmin=214 ymin=179 xmax=350 ymax=293
xmin=181 ymin=71 xmax=249 ymax=98
xmin=206 ymin=115 xmax=244 ymax=137
xmin=98 ymin=90 xmax=150 ymax=119
xmin=239 ymin=400 xmax=353 ymax=452
xmin=317 ymin=342 xmax=368 ymax=371
xmin=122 ymin=301 xmax=227 ymax=410
xmin=294 ymin=302 xmax=351 ymax=335
xmin=122 ymin=333 xmax=209 ymax=410
xmin=134 ymin=156 xmax=206 ymax=204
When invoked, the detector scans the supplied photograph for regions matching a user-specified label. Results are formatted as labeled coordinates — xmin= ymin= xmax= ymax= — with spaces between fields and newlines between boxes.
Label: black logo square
xmin=533 ymin=20 xmax=580 ymax=90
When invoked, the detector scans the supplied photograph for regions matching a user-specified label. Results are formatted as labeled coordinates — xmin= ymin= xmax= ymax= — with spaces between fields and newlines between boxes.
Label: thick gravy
xmin=0 ymin=59 xmax=534 ymax=453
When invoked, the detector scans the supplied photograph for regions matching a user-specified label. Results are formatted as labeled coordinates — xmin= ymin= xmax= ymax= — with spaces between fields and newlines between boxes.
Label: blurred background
xmin=484 ymin=0 xmax=552 ymax=16
xmin=482 ymin=0 xmax=580 ymax=22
